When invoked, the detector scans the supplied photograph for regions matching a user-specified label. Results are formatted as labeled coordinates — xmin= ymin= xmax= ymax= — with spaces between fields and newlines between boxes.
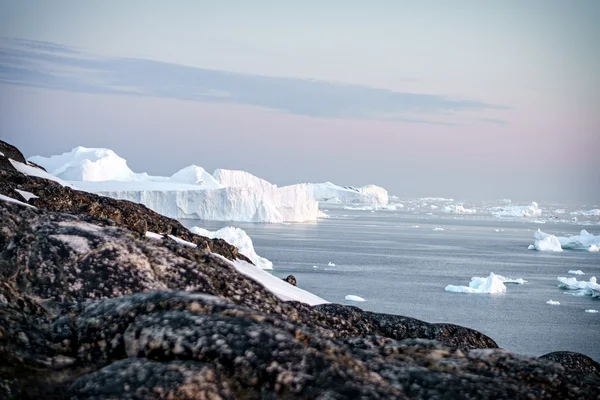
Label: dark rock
xmin=0 ymin=140 xmax=27 ymax=163
xmin=540 ymin=351 xmax=600 ymax=376
xmin=283 ymin=274 xmax=297 ymax=286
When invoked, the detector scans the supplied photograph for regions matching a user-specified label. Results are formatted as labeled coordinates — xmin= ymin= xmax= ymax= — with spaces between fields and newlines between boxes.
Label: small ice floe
xmin=557 ymin=276 xmax=600 ymax=298
xmin=546 ymin=300 xmax=560 ymax=305
xmin=445 ymin=272 xmax=526 ymax=294
xmin=433 ymin=227 xmax=444 ymax=231
xmin=411 ymin=225 xmax=420 ymax=228
xmin=345 ymin=295 xmax=365 ymax=302
xmin=313 ymin=265 xmax=318 ymax=269
xmin=585 ymin=309 xmax=598 ymax=313
xmin=528 ymin=229 xmax=600 ymax=252
xmin=568 ymin=270 xmax=585 ymax=275
xmin=590 ymin=245 xmax=599 ymax=253
xmin=328 ymin=262 xmax=336 ymax=267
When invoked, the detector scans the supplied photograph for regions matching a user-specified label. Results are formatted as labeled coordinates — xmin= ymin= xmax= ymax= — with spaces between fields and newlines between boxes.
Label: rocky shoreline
xmin=1 ymin=139 xmax=599 ymax=399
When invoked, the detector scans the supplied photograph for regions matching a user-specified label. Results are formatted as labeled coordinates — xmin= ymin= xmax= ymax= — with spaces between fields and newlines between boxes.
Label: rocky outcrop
xmin=283 ymin=274 xmax=297 ymax=286
xmin=540 ymin=351 xmax=600 ymax=376
xmin=1 ymin=139 xmax=599 ymax=398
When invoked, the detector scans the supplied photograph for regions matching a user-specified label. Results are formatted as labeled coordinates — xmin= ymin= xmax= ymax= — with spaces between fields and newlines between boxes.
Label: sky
xmin=0 ymin=1 xmax=599 ymax=203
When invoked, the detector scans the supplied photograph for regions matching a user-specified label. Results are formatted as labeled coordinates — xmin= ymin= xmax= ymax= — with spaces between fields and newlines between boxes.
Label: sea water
xmin=181 ymin=206 xmax=600 ymax=361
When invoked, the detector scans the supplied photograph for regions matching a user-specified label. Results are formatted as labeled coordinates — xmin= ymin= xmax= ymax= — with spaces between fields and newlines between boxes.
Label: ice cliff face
xmin=29 ymin=147 xmax=325 ymax=223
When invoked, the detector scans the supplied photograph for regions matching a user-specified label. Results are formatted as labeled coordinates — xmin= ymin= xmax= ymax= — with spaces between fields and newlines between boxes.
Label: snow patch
xmin=9 ymin=159 xmax=76 ymax=188
xmin=14 ymin=189 xmax=39 ymax=201
xmin=167 ymin=235 xmax=197 ymax=248
xmin=0 ymin=194 xmax=36 ymax=208
xmin=145 ymin=231 xmax=164 ymax=240
xmin=190 ymin=226 xmax=273 ymax=270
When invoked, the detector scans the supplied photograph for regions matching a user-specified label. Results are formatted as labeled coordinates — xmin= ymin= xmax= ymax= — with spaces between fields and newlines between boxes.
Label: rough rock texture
xmin=283 ymin=274 xmax=297 ymax=286
xmin=1 ymin=139 xmax=599 ymax=399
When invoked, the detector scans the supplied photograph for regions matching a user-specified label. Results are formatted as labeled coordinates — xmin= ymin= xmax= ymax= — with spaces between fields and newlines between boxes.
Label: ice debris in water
xmin=328 ymin=262 xmax=336 ymax=267
xmin=445 ymin=273 xmax=526 ymax=294
xmin=584 ymin=309 xmax=598 ymax=313
xmin=546 ymin=300 xmax=560 ymax=305
xmin=568 ymin=270 xmax=585 ymax=275
xmin=433 ymin=227 xmax=444 ymax=231
xmin=528 ymin=229 xmax=600 ymax=252
xmin=557 ymin=276 xmax=600 ymax=298
xmin=345 ymin=295 xmax=365 ymax=302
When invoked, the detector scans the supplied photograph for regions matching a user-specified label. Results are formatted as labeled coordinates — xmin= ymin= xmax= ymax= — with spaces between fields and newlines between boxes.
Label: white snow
xmin=30 ymin=147 xmax=321 ymax=223
xmin=585 ymin=309 xmax=599 ymax=313
xmin=190 ymin=226 xmax=273 ymax=270
xmin=0 ymin=194 xmax=36 ymax=209
xmin=307 ymin=182 xmax=388 ymax=205
xmin=167 ymin=235 xmax=197 ymax=248
xmin=228 ymin=258 xmax=327 ymax=305
xmin=529 ymin=229 xmax=600 ymax=252
xmin=14 ymin=189 xmax=38 ymax=201
xmin=345 ymin=295 xmax=365 ymax=302
xmin=546 ymin=300 xmax=560 ymax=305
xmin=0 ymin=151 xmax=4 ymax=156
xmin=568 ymin=270 xmax=585 ymax=275
xmin=9 ymin=159 xmax=76 ymax=188
xmin=557 ymin=276 xmax=600 ymax=297
xmin=328 ymin=262 xmax=336 ymax=267
xmin=145 ymin=231 xmax=164 ymax=240
xmin=445 ymin=273 xmax=526 ymax=294
xmin=491 ymin=202 xmax=541 ymax=218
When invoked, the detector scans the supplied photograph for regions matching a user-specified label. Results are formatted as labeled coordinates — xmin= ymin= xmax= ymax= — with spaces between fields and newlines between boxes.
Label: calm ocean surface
xmin=181 ymin=206 xmax=600 ymax=361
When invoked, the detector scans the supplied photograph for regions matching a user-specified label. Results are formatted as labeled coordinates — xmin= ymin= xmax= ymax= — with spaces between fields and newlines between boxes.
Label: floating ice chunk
xmin=345 ymin=295 xmax=365 ymax=302
xmin=14 ymin=189 xmax=39 ymax=201
xmin=585 ymin=309 xmax=599 ymax=313
xmin=530 ymin=229 xmax=600 ymax=252
xmin=546 ymin=300 xmax=560 ymax=305
xmin=433 ymin=227 xmax=444 ymax=231
xmin=570 ymin=209 xmax=600 ymax=216
xmin=492 ymin=202 xmax=541 ymax=218
xmin=191 ymin=226 xmax=273 ymax=270
xmin=411 ymin=225 xmax=420 ymax=228
xmin=589 ymin=245 xmax=599 ymax=252
xmin=568 ymin=270 xmax=585 ymax=275
xmin=444 ymin=205 xmax=476 ymax=214
xmin=557 ymin=276 xmax=600 ymax=297
xmin=554 ymin=209 xmax=566 ymax=214
xmin=431 ymin=205 xmax=438 ymax=210
xmin=445 ymin=272 xmax=509 ymax=294
xmin=328 ymin=262 xmax=336 ymax=267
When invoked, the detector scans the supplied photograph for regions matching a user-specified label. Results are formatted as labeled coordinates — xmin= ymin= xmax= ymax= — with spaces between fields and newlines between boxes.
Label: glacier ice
xmin=529 ymin=229 xmax=600 ymax=252
xmin=190 ymin=226 xmax=273 ymax=270
xmin=445 ymin=272 xmax=526 ymax=294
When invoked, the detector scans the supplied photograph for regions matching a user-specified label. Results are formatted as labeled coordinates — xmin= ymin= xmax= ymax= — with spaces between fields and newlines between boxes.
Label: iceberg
xmin=557 ymin=276 xmax=600 ymax=298
xmin=546 ymin=300 xmax=560 ymax=305
xmin=491 ymin=202 xmax=542 ymax=218
xmin=529 ymin=229 xmax=600 ymax=252
xmin=306 ymin=182 xmax=388 ymax=205
xmin=345 ymin=295 xmax=365 ymax=302
xmin=568 ymin=270 xmax=585 ymax=275
xmin=443 ymin=205 xmax=476 ymax=214
xmin=445 ymin=273 xmax=526 ymax=294
xmin=190 ymin=226 xmax=273 ymax=270
xmin=29 ymin=147 xmax=322 ymax=223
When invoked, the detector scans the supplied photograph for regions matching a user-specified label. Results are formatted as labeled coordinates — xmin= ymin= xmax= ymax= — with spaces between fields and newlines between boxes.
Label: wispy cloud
xmin=0 ymin=38 xmax=508 ymax=123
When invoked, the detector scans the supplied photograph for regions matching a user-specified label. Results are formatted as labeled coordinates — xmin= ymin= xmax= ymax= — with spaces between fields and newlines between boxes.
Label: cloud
xmin=0 ymin=38 xmax=508 ymax=123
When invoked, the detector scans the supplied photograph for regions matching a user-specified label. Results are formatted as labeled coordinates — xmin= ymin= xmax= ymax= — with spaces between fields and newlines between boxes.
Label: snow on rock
xmin=9 ymin=159 xmax=76 ymax=188
xmin=345 ymin=295 xmax=365 ymax=302
xmin=190 ymin=226 xmax=273 ymax=270
xmin=226 ymin=258 xmax=327 ymax=305
xmin=445 ymin=272 xmax=513 ymax=294
xmin=167 ymin=234 xmax=197 ymax=248
xmin=546 ymin=300 xmax=560 ymax=305
xmin=14 ymin=189 xmax=39 ymax=201
xmin=491 ymin=202 xmax=542 ymax=218
xmin=307 ymin=182 xmax=388 ymax=205
xmin=145 ymin=231 xmax=164 ymax=240
xmin=529 ymin=229 xmax=600 ymax=252
xmin=0 ymin=194 xmax=36 ymax=209
xmin=568 ymin=270 xmax=585 ymax=275
xmin=557 ymin=276 xmax=600 ymax=298
xmin=28 ymin=146 xmax=141 ymax=182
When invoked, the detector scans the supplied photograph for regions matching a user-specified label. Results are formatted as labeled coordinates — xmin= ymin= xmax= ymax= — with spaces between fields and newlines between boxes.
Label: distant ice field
xmin=181 ymin=204 xmax=600 ymax=361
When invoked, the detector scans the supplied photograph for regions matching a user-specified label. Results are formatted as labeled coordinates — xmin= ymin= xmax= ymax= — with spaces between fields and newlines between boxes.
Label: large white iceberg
xmin=190 ymin=226 xmax=273 ymax=270
xmin=29 ymin=147 xmax=322 ymax=223
xmin=443 ymin=205 xmax=476 ymax=214
xmin=491 ymin=202 xmax=542 ymax=218
xmin=528 ymin=229 xmax=600 ymax=252
xmin=445 ymin=272 xmax=526 ymax=294
xmin=306 ymin=182 xmax=388 ymax=205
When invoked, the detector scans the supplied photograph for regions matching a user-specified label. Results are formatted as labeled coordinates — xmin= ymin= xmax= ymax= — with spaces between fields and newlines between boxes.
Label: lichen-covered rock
xmin=540 ymin=351 xmax=600 ymax=376
xmin=283 ymin=275 xmax=297 ymax=286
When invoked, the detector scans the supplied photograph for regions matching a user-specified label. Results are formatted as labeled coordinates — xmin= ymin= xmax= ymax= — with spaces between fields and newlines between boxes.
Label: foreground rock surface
xmin=1 ymin=140 xmax=599 ymax=399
